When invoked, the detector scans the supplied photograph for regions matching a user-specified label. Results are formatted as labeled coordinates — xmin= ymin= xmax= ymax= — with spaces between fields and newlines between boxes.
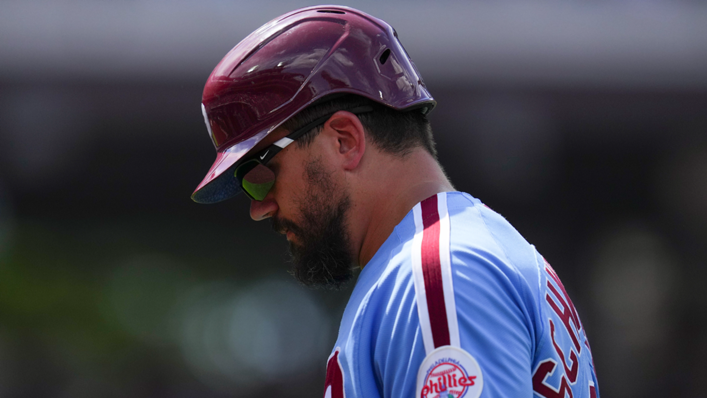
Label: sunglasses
xmin=234 ymin=105 xmax=373 ymax=201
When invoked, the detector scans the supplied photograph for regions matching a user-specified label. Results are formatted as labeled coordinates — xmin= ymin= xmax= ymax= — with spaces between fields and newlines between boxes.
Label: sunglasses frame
xmin=235 ymin=105 xmax=374 ymax=200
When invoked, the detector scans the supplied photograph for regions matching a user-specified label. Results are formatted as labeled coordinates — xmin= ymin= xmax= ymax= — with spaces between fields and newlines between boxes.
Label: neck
xmin=355 ymin=149 xmax=454 ymax=267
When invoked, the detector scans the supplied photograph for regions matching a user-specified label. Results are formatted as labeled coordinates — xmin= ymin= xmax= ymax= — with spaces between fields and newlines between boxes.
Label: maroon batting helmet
xmin=192 ymin=5 xmax=436 ymax=203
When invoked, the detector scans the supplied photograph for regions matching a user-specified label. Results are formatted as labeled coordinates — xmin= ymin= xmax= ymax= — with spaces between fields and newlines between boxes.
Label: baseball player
xmin=191 ymin=5 xmax=599 ymax=398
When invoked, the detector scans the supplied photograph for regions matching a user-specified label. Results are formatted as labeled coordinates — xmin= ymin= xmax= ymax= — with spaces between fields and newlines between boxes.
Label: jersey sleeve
xmin=370 ymin=193 xmax=540 ymax=398
xmin=450 ymin=246 xmax=537 ymax=396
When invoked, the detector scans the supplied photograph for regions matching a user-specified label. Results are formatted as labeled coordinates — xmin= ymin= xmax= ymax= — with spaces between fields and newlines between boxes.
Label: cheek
xmin=271 ymin=160 xmax=309 ymax=213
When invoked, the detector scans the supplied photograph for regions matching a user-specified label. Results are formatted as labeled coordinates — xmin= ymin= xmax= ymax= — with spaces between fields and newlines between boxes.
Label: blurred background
xmin=1 ymin=0 xmax=706 ymax=396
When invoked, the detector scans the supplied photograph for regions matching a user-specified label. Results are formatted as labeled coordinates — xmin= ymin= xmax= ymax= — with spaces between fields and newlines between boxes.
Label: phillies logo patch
xmin=416 ymin=346 xmax=483 ymax=398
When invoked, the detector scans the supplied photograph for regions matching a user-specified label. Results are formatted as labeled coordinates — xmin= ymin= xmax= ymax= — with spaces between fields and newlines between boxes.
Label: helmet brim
xmin=191 ymin=128 xmax=270 ymax=204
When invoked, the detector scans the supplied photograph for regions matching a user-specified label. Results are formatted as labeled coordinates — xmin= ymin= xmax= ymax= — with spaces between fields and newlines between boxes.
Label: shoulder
xmin=446 ymin=192 xmax=540 ymax=279
xmin=412 ymin=192 xmax=543 ymax=299
xmin=399 ymin=192 xmax=544 ymax=396
xmin=364 ymin=191 xmax=544 ymax=326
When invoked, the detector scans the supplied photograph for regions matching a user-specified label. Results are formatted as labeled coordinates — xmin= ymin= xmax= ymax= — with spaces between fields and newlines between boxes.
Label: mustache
xmin=271 ymin=216 xmax=301 ymax=235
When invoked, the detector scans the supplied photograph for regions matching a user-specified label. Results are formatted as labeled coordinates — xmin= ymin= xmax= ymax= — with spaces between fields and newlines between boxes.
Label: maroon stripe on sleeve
xmin=420 ymin=194 xmax=450 ymax=348
xmin=323 ymin=350 xmax=345 ymax=398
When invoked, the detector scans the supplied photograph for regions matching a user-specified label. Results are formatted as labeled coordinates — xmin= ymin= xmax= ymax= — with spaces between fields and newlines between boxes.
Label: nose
xmin=250 ymin=196 xmax=278 ymax=221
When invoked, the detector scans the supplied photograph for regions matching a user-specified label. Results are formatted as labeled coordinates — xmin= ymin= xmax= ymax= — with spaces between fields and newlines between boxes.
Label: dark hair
xmin=282 ymin=95 xmax=437 ymax=159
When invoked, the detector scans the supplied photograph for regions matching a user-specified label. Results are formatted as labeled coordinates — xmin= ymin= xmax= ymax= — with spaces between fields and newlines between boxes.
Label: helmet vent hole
xmin=379 ymin=49 xmax=391 ymax=65
xmin=317 ymin=10 xmax=345 ymax=14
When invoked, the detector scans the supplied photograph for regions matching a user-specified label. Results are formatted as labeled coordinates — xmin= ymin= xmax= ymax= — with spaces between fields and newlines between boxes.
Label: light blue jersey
xmin=323 ymin=192 xmax=598 ymax=398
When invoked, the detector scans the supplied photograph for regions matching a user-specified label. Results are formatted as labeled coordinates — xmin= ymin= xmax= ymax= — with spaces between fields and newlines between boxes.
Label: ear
xmin=323 ymin=110 xmax=366 ymax=171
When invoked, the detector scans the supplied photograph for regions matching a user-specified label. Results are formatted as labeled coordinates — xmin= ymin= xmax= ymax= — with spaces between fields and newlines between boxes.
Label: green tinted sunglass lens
xmin=239 ymin=162 xmax=275 ymax=201
xmin=235 ymin=160 xmax=257 ymax=183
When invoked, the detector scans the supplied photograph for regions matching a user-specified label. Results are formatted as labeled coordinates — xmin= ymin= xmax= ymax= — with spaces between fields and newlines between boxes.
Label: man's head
xmin=193 ymin=5 xmax=445 ymax=288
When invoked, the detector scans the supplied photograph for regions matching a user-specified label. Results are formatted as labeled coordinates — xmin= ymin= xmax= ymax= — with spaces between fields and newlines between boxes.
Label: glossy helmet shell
xmin=192 ymin=5 xmax=436 ymax=203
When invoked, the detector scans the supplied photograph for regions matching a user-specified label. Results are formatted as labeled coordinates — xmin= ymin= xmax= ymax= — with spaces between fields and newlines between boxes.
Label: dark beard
xmin=271 ymin=158 xmax=355 ymax=289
